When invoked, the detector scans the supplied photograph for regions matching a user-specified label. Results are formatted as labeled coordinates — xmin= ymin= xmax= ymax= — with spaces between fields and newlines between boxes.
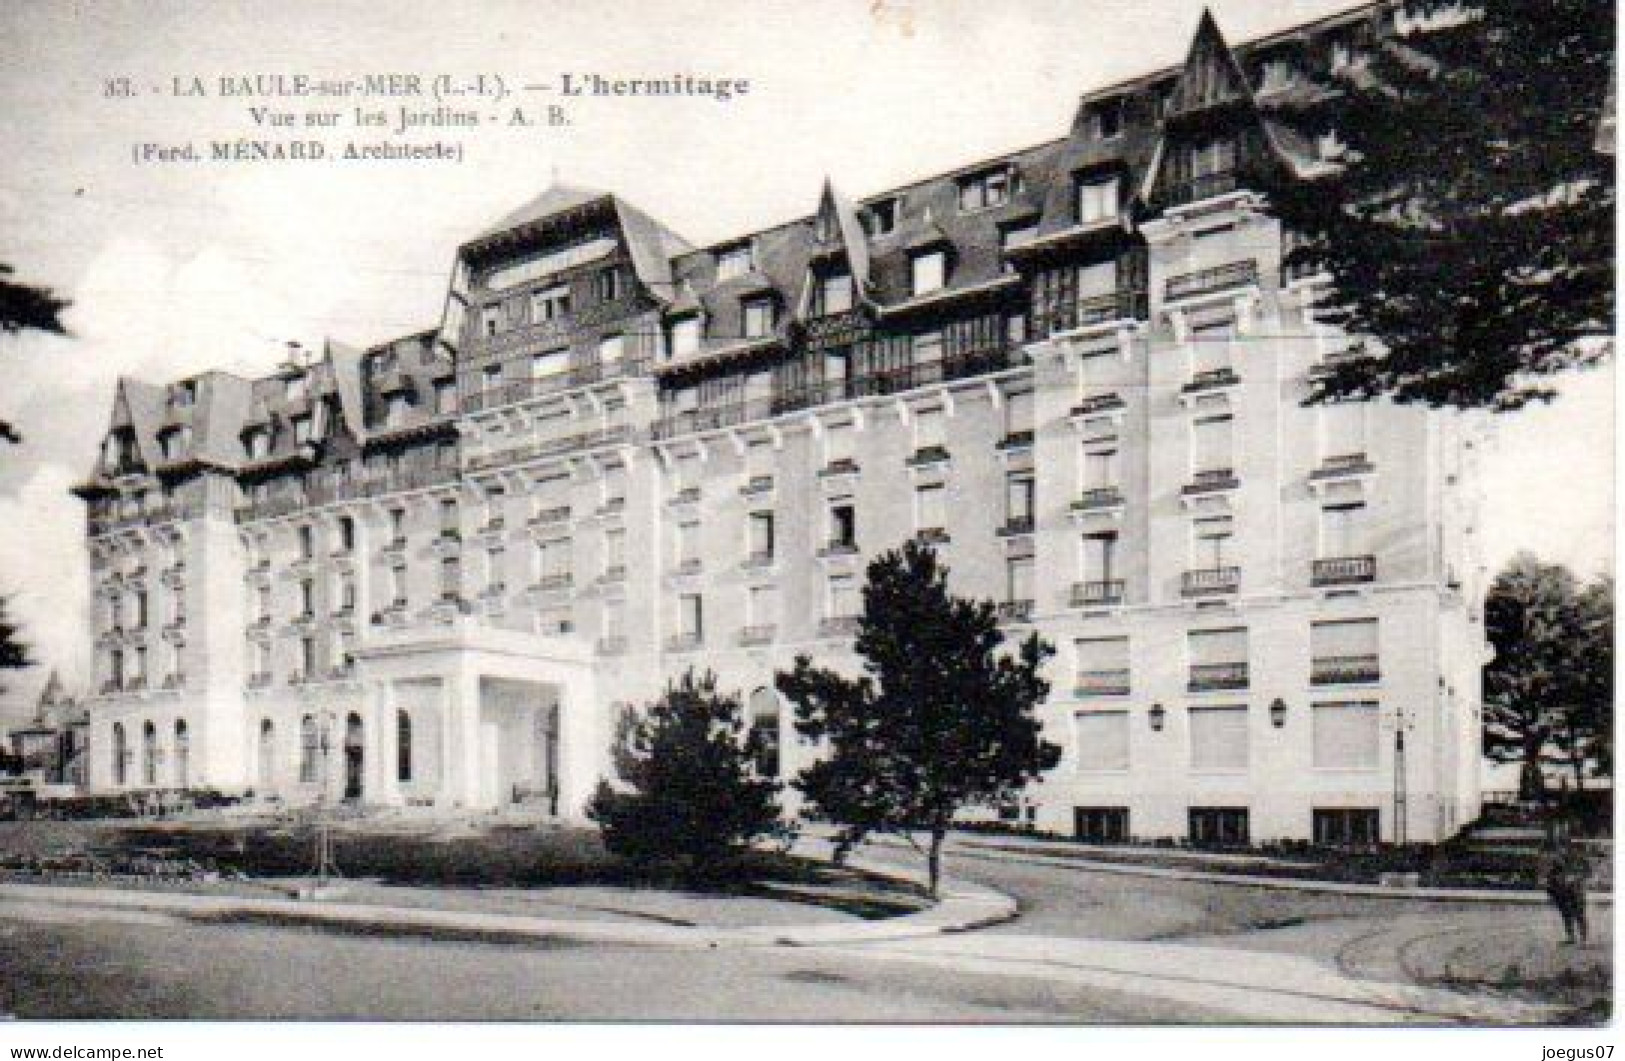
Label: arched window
xmin=258 ymin=719 xmax=275 ymax=787
xmin=396 ymin=710 xmax=412 ymax=782
xmin=111 ymin=722 xmax=128 ymax=786
xmin=746 ymin=687 xmax=781 ymax=778
xmin=299 ymin=714 xmax=318 ymax=783
xmin=142 ymin=720 xmax=158 ymax=786
xmin=174 ymin=719 xmax=190 ymax=788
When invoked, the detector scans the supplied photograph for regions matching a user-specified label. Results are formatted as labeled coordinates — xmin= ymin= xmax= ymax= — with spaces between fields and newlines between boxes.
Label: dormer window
xmin=593 ymin=267 xmax=623 ymax=304
xmin=667 ymin=315 xmax=701 ymax=359
xmin=810 ymin=269 xmax=853 ymax=317
xmin=156 ymin=426 xmax=190 ymax=460
xmin=292 ymin=415 xmax=313 ymax=445
xmin=482 ymin=304 xmax=502 ymax=337
xmin=243 ymin=428 xmax=269 ymax=460
xmin=957 ymin=166 xmax=1016 ymax=212
xmin=1258 ymin=57 xmax=1297 ymax=93
xmin=532 ymin=285 xmax=571 ymax=323
xmin=385 ymin=393 xmax=411 ymax=427
xmin=864 ymin=198 xmax=899 ymax=236
xmin=716 ymin=243 xmax=753 ymax=280
xmin=285 ymin=375 xmax=308 ymax=402
xmin=433 ymin=379 xmax=456 ymax=414
xmin=910 ymin=250 xmax=947 ymax=296
xmin=742 ymin=297 xmax=776 ymax=339
xmin=170 ymin=381 xmax=196 ymax=408
xmin=1082 ymin=99 xmax=1122 ymax=140
xmin=1076 ymin=174 xmax=1120 ymax=225
xmin=814 ymin=211 xmax=837 ymax=244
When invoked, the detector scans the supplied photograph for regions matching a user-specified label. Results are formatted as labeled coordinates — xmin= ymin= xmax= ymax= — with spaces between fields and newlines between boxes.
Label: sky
xmin=0 ymin=0 xmax=1613 ymax=727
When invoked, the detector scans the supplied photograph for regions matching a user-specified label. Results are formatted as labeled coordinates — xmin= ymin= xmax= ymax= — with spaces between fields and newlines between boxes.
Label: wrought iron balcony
xmin=1161 ymin=171 xmax=1241 ymax=209
xmin=1182 ymin=366 xmax=1241 ymax=394
xmin=1165 ymin=260 xmax=1260 ymax=303
xmin=1074 ymin=668 xmax=1130 ymax=696
xmin=738 ymin=624 xmax=777 ymax=647
xmin=1072 ymin=486 xmax=1125 ymax=511
xmin=739 ymin=474 xmax=774 ymax=497
xmin=529 ymin=506 xmax=572 ymax=527
xmin=818 ymin=540 xmax=860 ymax=558
xmin=906 ymin=445 xmax=951 ymax=468
xmin=1032 ymin=291 xmax=1148 ymax=338
xmin=1309 ymin=454 xmax=1375 ymax=481
xmin=819 ymin=458 xmax=860 ymax=478
xmin=1182 ymin=469 xmax=1239 ymax=496
xmin=1071 ymin=579 xmax=1125 ymax=607
xmin=1311 ymin=555 xmax=1376 ymax=586
xmin=818 ymin=616 xmax=862 ymax=638
xmin=1071 ymin=392 xmax=1126 ymax=417
xmin=1189 ymin=662 xmax=1250 ymax=692
xmin=665 ymin=632 xmax=703 ymax=652
xmin=669 ymin=486 xmax=702 ymax=506
xmin=600 ymin=564 xmax=627 ymax=583
xmin=1311 ymin=654 xmax=1381 ymax=685
xmin=1182 ymin=566 xmax=1241 ymax=596
xmin=996 ymin=430 xmax=1034 ymax=451
xmin=997 ymin=516 xmax=1035 ymax=537
xmin=997 ymin=599 xmax=1034 ymax=622
xmin=915 ymin=527 xmax=950 ymax=545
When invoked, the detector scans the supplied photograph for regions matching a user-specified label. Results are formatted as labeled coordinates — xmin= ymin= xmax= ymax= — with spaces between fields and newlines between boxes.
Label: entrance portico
xmin=353 ymin=620 xmax=601 ymax=815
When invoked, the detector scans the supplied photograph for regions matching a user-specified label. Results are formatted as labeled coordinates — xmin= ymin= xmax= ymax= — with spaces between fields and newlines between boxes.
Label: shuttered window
xmin=1189 ymin=705 xmax=1249 ymax=770
xmin=1074 ymin=711 xmax=1130 ymax=772
xmin=1192 ymin=414 xmax=1234 ymax=472
xmin=1312 ymin=701 xmax=1380 ymax=769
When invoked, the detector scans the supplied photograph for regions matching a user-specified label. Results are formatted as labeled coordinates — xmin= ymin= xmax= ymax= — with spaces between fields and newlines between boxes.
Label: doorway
xmin=343 ymin=712 xmax=363 ymax=800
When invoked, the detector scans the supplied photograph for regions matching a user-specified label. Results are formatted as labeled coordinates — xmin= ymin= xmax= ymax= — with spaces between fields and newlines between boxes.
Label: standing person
xmin=1543 ymin=829 xmax=1592 ymax=945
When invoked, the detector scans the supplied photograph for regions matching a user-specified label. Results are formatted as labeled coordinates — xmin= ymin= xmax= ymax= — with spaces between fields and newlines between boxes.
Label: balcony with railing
xmin=1164 ymin=260 xmax=1260 ymax=303
xmin=1032 ymin=291 xmax=1148 ymax=338
xmin=668 ymin=486 xmax=702 ymax=506
xmin=1071 ymin=392 xmax=1126 ymax=418
xmin=528 ymin=505 xmax=572 ymax=528
xmin=996 ymin=599 xmax=1034 ymax=623
xmin=1311 ymin=555 xmax=1376 ymax=586
xmin=818 ymin=457 xmax=861 ymax=479
xmin=1182 ymin=566 xmax=1241 ymax=597
xmin=600 ymin=564 xmax=627 ymax=583
xmin=997 ymin=516 xmax=1034 ymax=538
xmin=665 ymin=632 xmax=703 ymax=653
xmin=237 ymin=464 xmax=461 ymax=523
xmin=1311 ymin=654 xmax=1381 ymax=686
xmin=915 ymin=527 xmax=950 ymax=545
xmin=461 ymin=357 xmax=652 ymax=415
xmin=818 ymin=616 xmax=862 ymax=638
xmin=996 ymin=430 xmax=1034 ymax=452
xmin=1160 ymin=171 xmax=1242 ymax=210
xmin=1072 ymin=486 xmax=1125 ymax=512
xmin=1310 ymin=453 xmax=1375 ymax=481
xmin=739 ymin=474 xmax=774 ymax=497
xmin=1182 ymin=366 xmax=1241 ymax=394
xmin=906 ymin=444 xmax=951 ymax=469
xmin=1189 ymin=662 xmax=1249 ymax=692
xmin=1182 ymin=469 xmax=1239 ymax=496
xmin=738 ymin=624 xmax=777 ymax=647
xmin=1074 ymin=668 xmax=1130 ymax=696
xmin=1071 ymin=579 xmax=1125 ymax=607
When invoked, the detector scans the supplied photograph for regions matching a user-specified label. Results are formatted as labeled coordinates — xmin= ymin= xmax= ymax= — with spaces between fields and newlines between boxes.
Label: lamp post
xmin=311 ymin=710 xmax=341 ymax=887
xmin=1384 ymin=703 xmax=1415 ymax=845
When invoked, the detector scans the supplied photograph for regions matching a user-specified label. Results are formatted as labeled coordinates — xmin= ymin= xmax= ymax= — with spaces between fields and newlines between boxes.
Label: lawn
xmin=0 ymin=818 xmax=931 ymax=922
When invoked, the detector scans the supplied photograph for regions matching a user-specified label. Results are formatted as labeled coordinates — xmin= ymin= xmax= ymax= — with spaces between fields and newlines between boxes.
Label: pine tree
xmin=586 ymin=669 xmax=784 ymax=875
xmin=0 ymin=262 xmax=69 ymax=444
xmin=1262 ymin=0 xmax=1613 ymax=410
xmin=0 ymin=595 xmax=31 ymax=701
xmin=777 ymin=540 xmax=1060 ymax=897
xmin=1483 ymin=554 xmax=1611 ymax=797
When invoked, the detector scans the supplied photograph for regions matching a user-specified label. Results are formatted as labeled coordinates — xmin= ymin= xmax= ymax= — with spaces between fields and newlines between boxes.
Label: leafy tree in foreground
xmin=1262 ymin=0 xmax=1613 ymax=410
xmin=1483 ymin=554 xmax=1612 ymax=797
xmin=586 ymin=669 xmax=783 ymax=876
xmin=0 ymin=262 xmax=70 ymax=445
xmin=0 ymin=595 xmax=30 ymax=696
xmin=777 ymin=540 xmax=1060 ymax=897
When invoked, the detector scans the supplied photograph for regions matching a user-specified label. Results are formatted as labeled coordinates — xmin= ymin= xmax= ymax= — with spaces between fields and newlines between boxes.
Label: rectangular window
xmin=748 ymin=584 xmax=775 ymax=626
xmin=814 ymin=271 xmax=854 ymax=316
xmin=486 ymin=546 xmax=505 ymax=590
xmin=915 ymin=483 xmax=946 ymax=534
xmin=1312 ymin=701 xmax=1381 ymax=769
xmin=824 ymin=422 xmax=855 ymax=465
xmin=1075 ymin=636 xmax=1129 ymax=692
xmin=1189 ymin=705 xmax=1250 ymax=771
xmin=1083 ymin=99 xmax=1122 ymax=140
xmin=1074 ymin=806 xmax=1130 ymax=843
xmin=532 ymin=347 xmax=570 ymax=379
xmin=1083 ymin=447 xmax=1117 ymax=489
xmin=389 ymin=564 xmax=406 ymax=606
xmin=1320 ymin=503 xmax=1368 ymax=558
xmin=911 ymin=251 xmax=946 ymax=296
xmin=594 ymin=267 xmax=622 ymax=304
xmin=716 ymin=244 xmax=753 ymax=280
xmin=830 ymin=502 xmax=857 ymax=549
xmin=1189 ymin=807 xmax=1250 ymax=846
xmin=533 ymin=285 xmax=571 ymax=322
xmin=1314 ymin=808 xmax=1381 ymax=846
xmin=828 ymin=574 xmax=859 ymax=619
xmin=597 ymin=334 xmax=625 ymax=364
xmin=1074 ymin=711 xmax=1130 ymax=772
xmin=1006 ymin=556 xmax=1034 ymax=604
xmin=742 ymin=297 xmax=775 ymax=339
xmin=668 ymin=316 xmax=701 ymax=358
xmin=1082 ymin=532 xmax=1118 ymax=583
xmin=748 ymin=512 xmax=775 ymax=559
xmin=298 ymin=637 xmax=315 ymax=676
xmin=603 ymin=464 xmax=627 ymax=506
xmin=439 ymin=556 xmax=461 ymax=600
xmin=292 ymin=416 xmax=313 ymax=444
xmin=538 ymin=537 xmax=569 ymax=579
xmin=1005 ymin=388 xmax=1034 ymax=438
xmin=439 ymin=497 xmax=459 ymax=535
xmin=1006 ymin=472 xmax=1035 ymax=524
xmin=1192 ymin=414 xmax=1234 ymax=474
xmin=1321 ymin=403 xmax=1367 ymax=461
xmin=604 ymin=528 xmax=625 ymax=570
xmin=914 ymin=406 xmax=945 ymax=450
xmin=1193 ymin=516 xmax=1234 ymax=568
xmin=864 ymin=198 xmax=898 ymax=236
xmin=298 ymin=579 xmax=314 ymax=617
xmin=676 ymin=521 xmax=700 ymax=567
xmin=679 ymin=594 xmax=703 ymax=639
xmin=1191 ymin=320 xmax=1235 ymax=374
xmin=958 ymin=167 xmax=1014 ymax=211
xmin=1076 ymin=176 xmax=1120 ymax=224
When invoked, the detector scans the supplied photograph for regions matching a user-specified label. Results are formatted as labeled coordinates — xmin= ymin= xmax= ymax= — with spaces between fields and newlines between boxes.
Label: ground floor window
xmin=1074 ymin=806 xmax=1129 ymax=843
xmin=1189 ymin=806 xmax=1249 ymax=847
xmin=299 ymin=715 xmax=318 ymax=783
xmin=1313 ymin=808 xmax=1380 ymax=847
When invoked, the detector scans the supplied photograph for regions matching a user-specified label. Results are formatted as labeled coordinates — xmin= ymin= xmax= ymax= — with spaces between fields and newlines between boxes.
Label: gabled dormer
xmin=797 ymin=178 xmax=872 ymax=323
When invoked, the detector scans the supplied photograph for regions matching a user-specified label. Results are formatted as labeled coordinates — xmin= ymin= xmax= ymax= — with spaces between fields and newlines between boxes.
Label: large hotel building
xmin=72 ymin=4 xmax=1488 ymax=844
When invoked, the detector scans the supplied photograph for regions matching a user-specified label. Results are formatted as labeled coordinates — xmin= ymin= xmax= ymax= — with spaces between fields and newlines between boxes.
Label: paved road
xmin=0 ymin=839 xmax=1606 ymax=1022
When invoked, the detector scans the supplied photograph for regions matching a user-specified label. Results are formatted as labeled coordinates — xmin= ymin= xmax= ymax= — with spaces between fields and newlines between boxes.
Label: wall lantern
xmin=1148 ymin=702 xmax=1166 ymax=732
xmin=1269 ymin=697 xmax=1288 ymax=729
